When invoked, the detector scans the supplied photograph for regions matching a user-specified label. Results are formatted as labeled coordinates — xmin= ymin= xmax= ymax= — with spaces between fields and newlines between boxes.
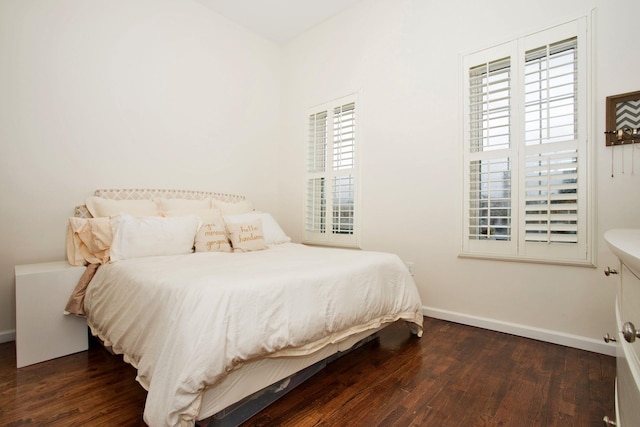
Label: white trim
xmin=423 ymin=306 xmax=615 ymax=357
xmin=586 ymin=8 xmax=598 ymax=268
xmin=0 ymin=329 xmax=16 ymax=344
xmin=459 ymin=8 xmax=597 ymax=58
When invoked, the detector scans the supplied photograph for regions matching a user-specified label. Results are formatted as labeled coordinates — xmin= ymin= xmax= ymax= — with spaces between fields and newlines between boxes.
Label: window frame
xmin=461 ymin=17 xmax=595 ymax=266
xmin=303 ymin=93 xmax=361 ymax=248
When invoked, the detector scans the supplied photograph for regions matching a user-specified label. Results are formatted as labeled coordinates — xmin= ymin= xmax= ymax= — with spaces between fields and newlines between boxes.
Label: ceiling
xmin=195 ymin=0 xmax=362 ymax=44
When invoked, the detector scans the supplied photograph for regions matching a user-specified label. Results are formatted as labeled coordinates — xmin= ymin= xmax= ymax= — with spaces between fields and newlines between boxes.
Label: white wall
xmin=0 ymin=0 xmax=282 ymax=337
xmin=1 ymin=0 xmax=638 ymax=353
xmin=279 ymin=0 xmax=640 ymax=353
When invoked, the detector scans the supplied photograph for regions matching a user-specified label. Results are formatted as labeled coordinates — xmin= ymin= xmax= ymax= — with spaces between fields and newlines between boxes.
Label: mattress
xmin=83 ymin=242 xmax=423 ymax=426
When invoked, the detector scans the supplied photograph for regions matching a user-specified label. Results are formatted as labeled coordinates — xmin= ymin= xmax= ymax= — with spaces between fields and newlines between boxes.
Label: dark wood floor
xmin=0 ymin=317 xmax=615 ymax=426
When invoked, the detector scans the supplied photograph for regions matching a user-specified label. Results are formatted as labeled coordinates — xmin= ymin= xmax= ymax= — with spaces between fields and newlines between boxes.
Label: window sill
xmin=302 ymin=240 xmax=361 ymax=250
xmin=458 ymin=252 xmax=596 ymax=268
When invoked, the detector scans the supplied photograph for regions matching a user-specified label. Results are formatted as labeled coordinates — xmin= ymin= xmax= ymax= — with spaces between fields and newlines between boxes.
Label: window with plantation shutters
xmin=304 ymin=94 xmax=359 ymax=247
xmin=462 ymin=17 xmax=593 ymax=265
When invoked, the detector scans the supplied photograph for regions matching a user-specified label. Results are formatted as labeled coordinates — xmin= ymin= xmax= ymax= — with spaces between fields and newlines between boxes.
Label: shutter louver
xmin=308 ymin=111 xmax=327 ymax=173
xmin=469 ymin=158 xmax=512 ymax=240
xmin=333 ymin=103 xmax=355 ymax=170
xmin=306 ymin=178 xmax=326 ymax=233
xmin=469 ymin=58 xmax=511 ymax=152
xmin=332 ymin=175 xmax=354 ymax=235
xmin=524 ymin=38 xmax=577 ymax=147
xmin=524 ymin=147 xmax=578 ymax=243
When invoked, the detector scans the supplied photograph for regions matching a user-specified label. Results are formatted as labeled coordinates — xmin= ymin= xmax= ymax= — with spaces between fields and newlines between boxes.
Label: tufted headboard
xmin=74 ymin=188 xmax=246 ymax=218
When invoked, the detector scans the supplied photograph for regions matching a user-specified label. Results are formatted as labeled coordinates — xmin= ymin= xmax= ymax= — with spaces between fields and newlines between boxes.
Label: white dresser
xmin=604 ymin=229 xmax=640 ymax=427
xmin=15 ymin=261 xmax=88 ymax=368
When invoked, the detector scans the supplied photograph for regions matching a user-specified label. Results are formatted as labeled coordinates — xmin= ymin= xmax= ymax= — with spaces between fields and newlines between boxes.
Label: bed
xmin=65 ymin=189 xmax=424 ymax=427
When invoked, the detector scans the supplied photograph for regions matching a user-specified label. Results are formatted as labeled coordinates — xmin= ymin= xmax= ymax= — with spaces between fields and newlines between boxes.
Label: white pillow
xmin=163 ymin=208 xmax=224 ymax=225
xmin=224 ymin=212 xmax=290 ymax=245
xmin=110 ymin=214 xmax=199 ymax=261
xmin=156 ymin=197 xmax=211 ymax=212
xmin=212 ymin=199 xmax=253 ymax=215
xmin=86 ymin=197 xmax=158 ymax=218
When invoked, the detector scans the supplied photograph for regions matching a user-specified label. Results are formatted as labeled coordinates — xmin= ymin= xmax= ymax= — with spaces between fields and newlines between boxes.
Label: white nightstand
xmin=15 ymin=261 xmax=89 ymax=368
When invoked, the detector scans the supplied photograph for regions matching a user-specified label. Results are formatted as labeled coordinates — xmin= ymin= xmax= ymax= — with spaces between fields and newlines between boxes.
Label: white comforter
xmin=84 ymin=243 xmax=424 ymax=426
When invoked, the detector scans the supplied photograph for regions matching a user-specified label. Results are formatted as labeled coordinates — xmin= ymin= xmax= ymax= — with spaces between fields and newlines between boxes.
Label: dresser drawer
xmin=620 ymin=264 xmax=640 ymax=365
xmin=616 ymin=298 xmax=640 ymax=427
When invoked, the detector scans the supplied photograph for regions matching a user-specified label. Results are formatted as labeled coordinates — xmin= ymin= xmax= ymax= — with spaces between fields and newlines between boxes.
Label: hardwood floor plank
xmin=0 ymin=317 xmax=615 ymax=426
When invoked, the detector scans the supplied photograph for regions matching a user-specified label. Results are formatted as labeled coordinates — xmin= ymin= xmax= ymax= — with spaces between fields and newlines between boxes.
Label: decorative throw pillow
xmin=226 ymin=219 xmax=267 ymax=253
xmin=66 ymin=217 xmax=113 ymax=265
xmin=224 ymin=212 xmax=290 ymax=245
xmin=110 ymin=214 xmax=199 ymax=261
xmin=195 ymin=223 xmax=232 ymax=253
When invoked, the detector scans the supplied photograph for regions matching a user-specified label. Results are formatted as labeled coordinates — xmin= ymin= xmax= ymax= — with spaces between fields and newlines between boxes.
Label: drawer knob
xmin=622 ymin=321 xmax=640 ymax=343
xmin=603 ymin=415 xmax=616 ymax=426
xmin=603 ymin=333 xmax=617 ymax=343
xmin=604 ymin=267 xmax=618 ymax=276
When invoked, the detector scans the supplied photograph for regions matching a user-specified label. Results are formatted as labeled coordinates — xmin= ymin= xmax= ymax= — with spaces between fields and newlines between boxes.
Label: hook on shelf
xmin=605 ymin=127 xmax=640 ymax=146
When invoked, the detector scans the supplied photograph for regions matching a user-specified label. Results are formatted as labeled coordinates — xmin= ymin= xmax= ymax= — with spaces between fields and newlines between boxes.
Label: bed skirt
xmin=197 ymin=329 xmax=381 ymax=426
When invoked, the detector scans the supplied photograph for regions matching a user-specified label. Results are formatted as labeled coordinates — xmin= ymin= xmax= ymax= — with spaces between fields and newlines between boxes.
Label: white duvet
xmin=84 ymin=243 xmax=424 ymax=426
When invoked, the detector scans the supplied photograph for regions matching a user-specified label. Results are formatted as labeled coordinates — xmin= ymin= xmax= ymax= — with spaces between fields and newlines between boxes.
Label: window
xmin=462 ymin=17 xmax=593 ymax=265
xmin=304 ymin=94 xmax=359 ymax=247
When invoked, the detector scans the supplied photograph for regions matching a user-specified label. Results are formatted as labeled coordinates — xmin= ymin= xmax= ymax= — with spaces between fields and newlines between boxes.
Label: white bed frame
xmin=76 ymin=188 xmax=385 ymax=425
xmin=74 ymin=188 xmax=245 ymax=218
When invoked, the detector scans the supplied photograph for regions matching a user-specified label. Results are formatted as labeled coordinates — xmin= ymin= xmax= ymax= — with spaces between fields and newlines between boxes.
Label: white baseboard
xmin=0 ymin=329 xmax=16 ymax=344
xmin=423 ymin=306 xmax=616 ymax=357
xmin=1 ymin=310 xmax=616 ymax=355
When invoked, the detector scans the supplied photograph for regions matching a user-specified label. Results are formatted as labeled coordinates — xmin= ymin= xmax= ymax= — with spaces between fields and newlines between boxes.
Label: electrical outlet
xmin=405 ymin=261 xmax=415 ymax=276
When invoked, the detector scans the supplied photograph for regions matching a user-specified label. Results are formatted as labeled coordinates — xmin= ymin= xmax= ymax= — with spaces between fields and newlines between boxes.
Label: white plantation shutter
xmin=464 ymin=40 xmax=519 ymax=256
xmin=468 ymin=158 xmax=512 ymax=241
xmin=308 ymin=111 xmax=327 ymax=173
xmin=463 ymin=18 xmax=591 ymax=264
xmin=524 ymin=146 xmax=578 ymax=244
xmin=306 ymin=111 xmax=328 ymax=234
xmin=304 ymin=95 xmax=359 ymax=247
xmin=333 ymin=103 xmax=355 ymax=170
xmin=306 ymin=177 xmax=325 ymax=233
xmin=467 ymin=55 xmax=514 ymax=245
xmin=524 ymin=39 xmax=578 ymax=147
xmin=522 ymin=38 xmax=579 ymax=247
xmin=469 ymin=58 xmax=512 ymax=153
xmin=332 ymin=102 xmax=355 ymax=235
